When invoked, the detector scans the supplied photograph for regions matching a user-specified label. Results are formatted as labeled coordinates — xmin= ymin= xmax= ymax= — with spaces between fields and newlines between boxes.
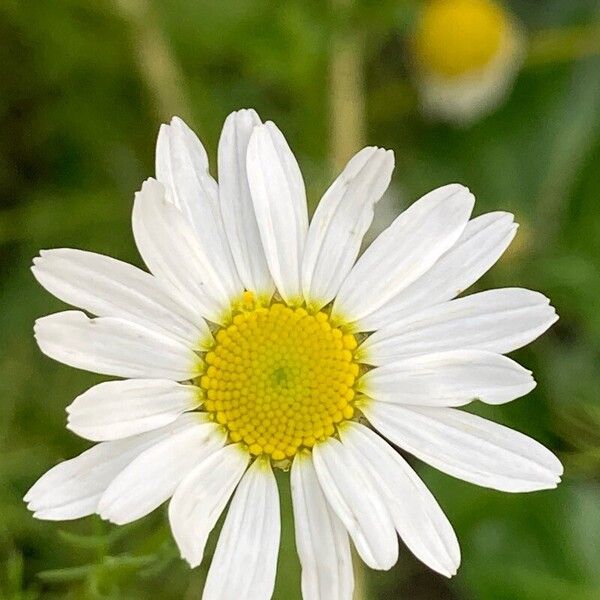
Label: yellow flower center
xmin=413 ymin=0 xmax=507 ymax=77
xmin=200 ymin=293 xmax=359 ymax=462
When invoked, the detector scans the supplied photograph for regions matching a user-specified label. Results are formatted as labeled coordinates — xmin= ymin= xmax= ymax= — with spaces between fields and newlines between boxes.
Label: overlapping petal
xmin=301 ymin=146 xmax=394 ymax=309
xmin=332 ymin=184 xmax=474 ymax=324
xmin=24 ymin=415 xmax=203 ymax=520
xmin=98 ymin=420 xmax=225 ymax=524
xmin=339 ymin=422 xmax=460 ymax=577
xmin=246 ymin=121 xmax=308 ymax=303
xmin=291 ymin=452 xmax=354 ymax=600
xmin=203 ymin=458 xmax=280 ymax=600
xmin=364 ymin=403 xmax=563 ymax=492
xmin=312 ymin=437 xmax=398 ymax=570
xmin=359 ymin=211 xmax=517 ymax=331
xmin=32 ymin=249 xmax=212 ymax=350
xmin=218 ymin=109 xmax=274 ymax=296
xmin=359 ymin=288 xmax=558 ymax=364
xmin=156 ymin=117 xmax=242 ymax=299
xmin=132 ymin=178 xmax=234 ymax=323
xmin=169 ymin=444 xmax=250 ymax=568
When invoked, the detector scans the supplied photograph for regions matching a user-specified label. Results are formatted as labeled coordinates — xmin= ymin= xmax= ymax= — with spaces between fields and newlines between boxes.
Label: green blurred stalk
xmin=329 ymin=0 xmax=366 ymax=172
xmin=329 ymin=2 xmax=368 ymax=599
xmin=113 ymin=0 xmax=192 ymax=121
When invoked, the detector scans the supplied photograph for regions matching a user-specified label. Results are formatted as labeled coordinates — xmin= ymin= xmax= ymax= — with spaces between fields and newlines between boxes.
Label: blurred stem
xmin=526 ymin=24 xmax=600 ymax=68
xmin=329 ymin=0 xmax=366 ymax=172
xmin=329 ymin=3 xmax=368 ymax=599
xmin=113 ymin=0 xmax=192 ymax=121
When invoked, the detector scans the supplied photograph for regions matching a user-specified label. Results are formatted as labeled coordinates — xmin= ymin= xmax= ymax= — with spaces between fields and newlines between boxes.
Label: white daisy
xmin=412 ymin=0 xmax=526 ymax=125
xmin=25 ymin=109 xmax=562 ymax=599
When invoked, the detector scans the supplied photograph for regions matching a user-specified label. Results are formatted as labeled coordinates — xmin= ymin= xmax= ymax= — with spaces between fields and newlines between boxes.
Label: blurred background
xmin=1 ymin=0 xmax=600 ymax=598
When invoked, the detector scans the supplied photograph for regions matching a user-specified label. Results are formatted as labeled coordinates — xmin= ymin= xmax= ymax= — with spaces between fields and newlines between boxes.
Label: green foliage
xmin=1 ymin=1 xmax=599 ymax=598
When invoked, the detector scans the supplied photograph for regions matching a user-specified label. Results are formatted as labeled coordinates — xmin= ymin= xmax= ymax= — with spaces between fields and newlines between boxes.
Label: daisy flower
xmin=412 ymin=0 xmax=526 ymax=125
xmin=25 ymin=109 xmax=562 ymax=599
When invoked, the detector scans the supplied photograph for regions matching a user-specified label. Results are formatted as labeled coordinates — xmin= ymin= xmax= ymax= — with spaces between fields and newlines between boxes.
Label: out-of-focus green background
xmin=1 ymin=1 xmax=599 ymax=598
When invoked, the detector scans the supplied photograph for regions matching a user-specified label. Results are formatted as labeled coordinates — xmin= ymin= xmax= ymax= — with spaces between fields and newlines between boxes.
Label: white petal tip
xmin=134 ymin=178 xmax=166 ymax=205
xmin=369 ymin=146 xmax=394 ymax=158
xmin=377 ymin=147 xmax=395 ymax=167
xmin=536 ymin=477 xmax=561 ymax=491
xmin=372 ymin=557 xmax=398 ymax=572
xmin=431 ymin=560 xmax=460 ymax=578
xmin=250 ymin=122 xmax=272 ymax=138
xmin=98 ymin=511 xmax=123 ymax=526
xmin=38 ymin=248 xmax=55 ymax=257
xmin=32 ymin=320 xmax=44 ymax=338
xmin=549 ymin=461 xmax=564 ymax=483
xmin=158 ymin=123 xmax=170 ymax=138
xmin=439 ymin=183 xmax=475 ymax=213
xmin=64 ymin=420 xmax=94 ymax=441
xmin=31 ymin=508 xmax=78 ymax=521
xmin=508 ymin=471 xmax=562 ymax=493
xmin=234 ymin=107 xmax=260 ymax=120
xmin=182 ymin=555 xmax=201 ymax=569
xmin=169 ymin=116 xmax=187 ymax=128
xmin=440 ymin=183 xmax=472 ymax=199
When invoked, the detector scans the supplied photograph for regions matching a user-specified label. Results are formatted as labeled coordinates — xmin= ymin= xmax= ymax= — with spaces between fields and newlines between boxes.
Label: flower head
xmin=26 ymin=110 xmax=561 ymax=599
xmin=412 ymin=0 xmax=526 ymax=124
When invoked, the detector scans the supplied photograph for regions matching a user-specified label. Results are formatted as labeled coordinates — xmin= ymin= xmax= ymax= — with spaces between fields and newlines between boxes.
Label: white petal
xmin=359 ymin=349 xmax=536 ymax=407
xmin=156 ymin=118 xmax=241 ymax=299
xmin=291 ymin=452 xmax=354 ymax=600
xmin=246 ymin=121 xmax=308 ymax=303
xmin=359 ymin=211 xmax=517 ymax=331
xmin=312 ymin=437 xmax=398 ymax=570
xmin=32 ymin=248 xmax=211 ymax=350
xmin=359 ymin=288 xmax=558 ymax=365
xmin=218 ymin=109 xmax=274 ymax=297
xmin=34 ymin=311 xmax=200 ymax=380
xmin=132 ymin=178 xmax=235 ymax=324
xmin=364 ymin=403 xmax=563 ymax=492
xmin=24 ymin=414 xmax=202 ymax=520
xmin=98 ymin=421 xmax=225 ymax=524
xmin=332 ymin=184 xmax=474 ymax=323
xmin=66 ymin=379 xmax=202 ymax=441
xmin=156 ymin=116 xmax=210 ymax=203
xmin=203 ymin=458 xmax=280 ymax=600
xmin=169 ymin=444 xmax=250 ymax=568
xmin=339 ymin=423 xmax=460 ymax=577
xmin=301 ymin=147 xmax=395 ymax=309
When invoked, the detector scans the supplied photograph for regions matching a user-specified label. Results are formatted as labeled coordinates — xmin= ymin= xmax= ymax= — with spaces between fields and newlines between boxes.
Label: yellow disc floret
xmin=413 ymin=0 xmax=507 ymax=77
xmin=200 ymin=297 xmax=359 ymax=462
